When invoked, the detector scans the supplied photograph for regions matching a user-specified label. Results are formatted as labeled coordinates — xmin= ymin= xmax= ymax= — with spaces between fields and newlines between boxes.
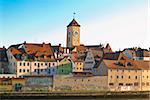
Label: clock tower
xmin=66 ymin=18 xmax=80 ymax=48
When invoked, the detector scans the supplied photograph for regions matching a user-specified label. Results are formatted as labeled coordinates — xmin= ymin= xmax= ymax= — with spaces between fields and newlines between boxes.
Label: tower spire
xmin=73 ymin=12 xmax=76 ymax=19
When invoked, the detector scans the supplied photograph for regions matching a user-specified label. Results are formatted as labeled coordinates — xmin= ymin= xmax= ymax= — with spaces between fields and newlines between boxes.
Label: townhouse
xmin=7 ymin=42 xmax=58 ymax=77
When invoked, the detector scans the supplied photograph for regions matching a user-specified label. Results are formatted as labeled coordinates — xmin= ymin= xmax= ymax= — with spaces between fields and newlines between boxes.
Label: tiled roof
xmin=103 ymin=52 xmax=121 ymax=60
xmin=24 ymin=43 xmax=53 ymax=57
xmin=51 ymin=44 xmax=64 ymax=53
xmin=143 ymin=51 xmax=150 ymax=57
xmin=10 ymin=47 xmax=22 ymax=55
xmin=8 ymin=42 xmax=55 ymax=61
xmin=76 ymin=45 xmax=87 ymax=53
xmin=85 ymin=45 xmax=101 ymax=48
xmin=67 ymin=18 xmax=80 ymax=27
xmin=134 ymin=60 xmax=150 ymax=70
xmin=103 ymin=60 xmax=139 ymax=70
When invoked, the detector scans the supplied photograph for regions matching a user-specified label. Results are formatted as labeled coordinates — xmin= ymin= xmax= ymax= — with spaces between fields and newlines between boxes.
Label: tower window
xmin=68 ymin=37 xmax=70 ymax=42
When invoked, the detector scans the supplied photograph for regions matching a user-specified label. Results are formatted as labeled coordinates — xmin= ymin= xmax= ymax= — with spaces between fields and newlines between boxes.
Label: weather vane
xmin=73 ymin=12 xmax=76 ymax=19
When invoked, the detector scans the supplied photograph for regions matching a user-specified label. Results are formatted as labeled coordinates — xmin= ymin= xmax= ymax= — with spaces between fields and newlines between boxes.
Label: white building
xmin=7 ymin=42 xmax=58 ymax=77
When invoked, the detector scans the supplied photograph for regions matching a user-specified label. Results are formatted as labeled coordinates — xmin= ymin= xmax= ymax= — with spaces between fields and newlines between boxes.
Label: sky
xmin=0 ymin=0 xmax=149 ymax=51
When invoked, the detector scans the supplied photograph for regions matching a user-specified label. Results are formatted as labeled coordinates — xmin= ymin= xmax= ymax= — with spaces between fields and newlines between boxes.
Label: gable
xmin=85 ymin=51 xmax=95 ymax=62
xmin=59 ymin=58 xmax=70 ymax=65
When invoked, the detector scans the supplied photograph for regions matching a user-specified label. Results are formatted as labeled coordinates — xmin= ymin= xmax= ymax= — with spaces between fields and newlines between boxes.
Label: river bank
xmin=0 ymin=91 xmax=149 ymax=99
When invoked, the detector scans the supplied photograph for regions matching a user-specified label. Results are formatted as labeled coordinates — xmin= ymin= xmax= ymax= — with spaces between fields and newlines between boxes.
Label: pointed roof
xmin=67 ymin=18 xmax=80 ymax=27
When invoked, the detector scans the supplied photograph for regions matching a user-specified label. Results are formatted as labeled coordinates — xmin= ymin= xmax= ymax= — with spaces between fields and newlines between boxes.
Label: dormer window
xmin=120 ymin=57 xmax=124 ymax=60
xmin=127 ymin=62 xmax=132 ymax=66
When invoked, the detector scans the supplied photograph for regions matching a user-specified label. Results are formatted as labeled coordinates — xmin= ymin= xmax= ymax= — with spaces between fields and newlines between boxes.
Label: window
xmin=45 ymin=63 xmax=47 ymax=66
xmin=146 ymin=82 xmax=149 ymax=86
xmin=62 ymin=70 xmax=63 ymax=72
xmin=110 ymin=76 xmax=112 ymax=78
xmin=19 ymin=69 xmax=21 ymax=72
xmin=122 ymin=70 xmax=124 ymax=72
xmin=142 ymin=82 xmax=145 ymax=86
xmin=53 ymin=63 xmax=55 ymax=66
xmin=49 ymin=63 xmax=51 ymax=67
xmin=122 ymin=76 xmax=123 ymax=79
xmin=109 ymin=83 xmax=114 ymax=86
xmin=68 ymin=37 xmax=70 ymax=42
xmin=135 ymin=76 xmax=137 ymax=79
xmin=147 ymin=76 xmax=149 ymax=79
xmin=53 ymin=69 xmax=55 ymax=72
xmin=23 ymin=63 xmax=25 ymax=66
xmin=27 ymin=69 xmax=29 ymax=72
xmin=23 ymin=69 xmax=25 ymax=72
xmin=126 ymin=83 xmax=132 ymax=86
xmin=34 ymin=69 xmax=36 ymax=72
xmin=48 ymin=69 xmax=51 ymax=74
xmin=134 ymin=82 xmax=138 ymax=86
xmin=20 ymin=62 xmax=22 ymax=66
xmin=41 ymin=69 xmax=43 ymax=72
xmin=129 ymin=76 xmax=130 ymax=79
xmin=38 ymin=63 xmax=40 ymax=67
xmin=41 ymin=63 xmax=43 ymax=66
xmin=117 ymin=76 xmax=119 ymax=78
xmin=119 ymin=83 xmax=123 ymax=86
xmin=27 ymin=63 xmax=29 ymax=66
xmin=37 ymin=69 xmax=40 ymax=74
xmin=34 ymin=63 xmax=36 ymax=66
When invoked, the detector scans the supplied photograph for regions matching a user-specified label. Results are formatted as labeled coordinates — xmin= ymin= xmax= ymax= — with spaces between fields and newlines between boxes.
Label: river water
xmin=1 ymin=97 xmax=149 ymax=100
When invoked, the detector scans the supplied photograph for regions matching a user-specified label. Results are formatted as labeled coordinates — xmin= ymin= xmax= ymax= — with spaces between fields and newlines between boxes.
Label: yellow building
xmin=66 ymin=18 xmax=80 ymax=48
xmin=73 ymin=61 xmax=84 ymax=72
xmin=0 ymin=78 xmax=12 ymax=92
xmin=0 ymin=78 xmax=25 ymax=92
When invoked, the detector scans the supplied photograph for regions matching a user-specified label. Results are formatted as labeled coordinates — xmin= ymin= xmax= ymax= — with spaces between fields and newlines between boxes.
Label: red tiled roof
xmin=103 ymin=60 xmax=139 ymax=70
xmin=10 ymin=47 xmax=22 ymax=55
xmin=134 ymin=60 xmax=150 ymax=70
xmin=24 ymin=43 xmax=53 ymax=57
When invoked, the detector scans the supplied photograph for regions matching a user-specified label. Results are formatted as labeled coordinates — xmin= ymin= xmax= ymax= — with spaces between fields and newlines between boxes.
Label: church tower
xmin=66 ymin=18 xmax=80 ymax=48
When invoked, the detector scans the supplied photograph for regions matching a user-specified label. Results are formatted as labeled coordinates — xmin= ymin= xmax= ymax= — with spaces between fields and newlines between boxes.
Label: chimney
xmin=59 ymin=44 xmax=61 ymax=47
xmin=24 ymin=41 xmax=26 ymax=44
xmin=43 ymin=42 xmax=46 ymax=48
xmin=3 ymin=46 xmax=5 ymax=49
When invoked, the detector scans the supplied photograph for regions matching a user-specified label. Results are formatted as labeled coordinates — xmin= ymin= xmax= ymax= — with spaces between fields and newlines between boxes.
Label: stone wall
xmin=53 ymin=75 xmax=108 ymax=91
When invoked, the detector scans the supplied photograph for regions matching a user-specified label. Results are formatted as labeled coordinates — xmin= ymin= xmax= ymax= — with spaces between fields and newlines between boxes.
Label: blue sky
xmin=0 ymin=0 xmax=149 ymax=51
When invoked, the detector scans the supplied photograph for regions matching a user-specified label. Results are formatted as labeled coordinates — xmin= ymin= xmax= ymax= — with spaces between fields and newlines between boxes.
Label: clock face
xmin=74 ymin=32 xmax=78 ymax=37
